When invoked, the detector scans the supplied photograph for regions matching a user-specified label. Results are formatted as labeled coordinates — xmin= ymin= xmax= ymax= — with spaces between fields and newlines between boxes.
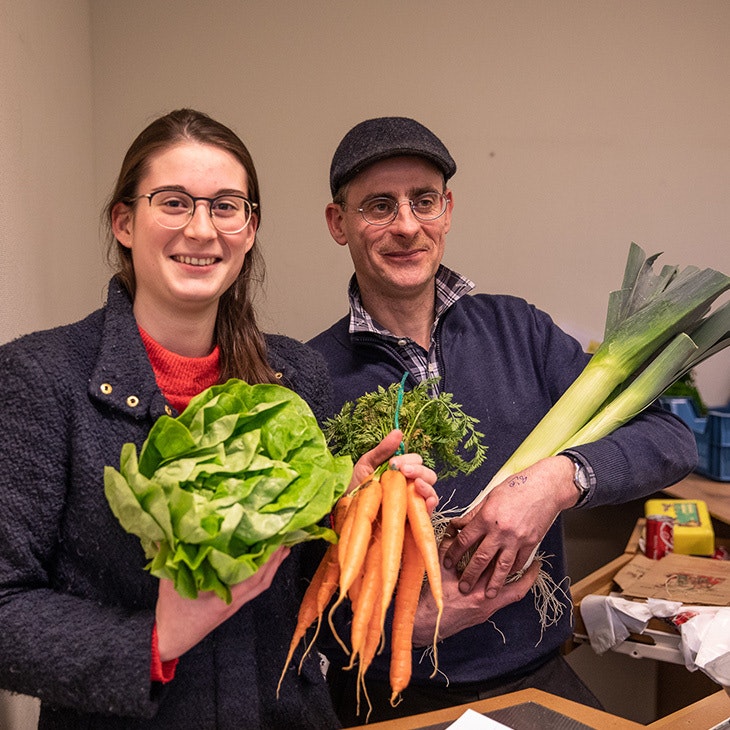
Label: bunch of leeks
xmin=463 ymin=242 xmax=730 ymax=514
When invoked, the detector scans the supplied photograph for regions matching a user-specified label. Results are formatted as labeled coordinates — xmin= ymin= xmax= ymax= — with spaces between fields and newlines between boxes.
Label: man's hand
xmin=442 ymin=455 xmax=579 ymax=598
xmin=412 ymin=549 xmax=541 ymax=646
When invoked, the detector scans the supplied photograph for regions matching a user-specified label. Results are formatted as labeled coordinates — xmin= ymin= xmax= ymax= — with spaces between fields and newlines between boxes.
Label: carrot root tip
xmin=389 ymin=691 xmax=403 ymax=707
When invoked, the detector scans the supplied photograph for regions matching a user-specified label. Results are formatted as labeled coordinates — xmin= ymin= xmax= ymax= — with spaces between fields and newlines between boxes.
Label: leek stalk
xmin=464 ymin=243 xmax=730 ymax=513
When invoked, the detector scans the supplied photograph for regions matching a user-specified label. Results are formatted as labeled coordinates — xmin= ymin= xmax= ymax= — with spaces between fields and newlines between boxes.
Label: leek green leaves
xmin=466 ymin=242 xmax=730 ymax=508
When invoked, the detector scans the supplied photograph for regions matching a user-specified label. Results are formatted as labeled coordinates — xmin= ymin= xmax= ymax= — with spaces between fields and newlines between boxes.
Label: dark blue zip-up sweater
xmin=309 ymin=291 xmax=696 ymax=686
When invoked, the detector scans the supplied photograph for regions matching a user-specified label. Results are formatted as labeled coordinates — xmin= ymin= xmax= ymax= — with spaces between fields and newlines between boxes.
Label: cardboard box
xmin=571 ymin=519 xmax=730 ymax=662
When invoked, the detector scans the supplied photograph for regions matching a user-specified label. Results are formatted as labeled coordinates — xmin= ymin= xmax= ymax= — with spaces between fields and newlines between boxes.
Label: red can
xmin=645 ymin=514 xmax=674 ymax=559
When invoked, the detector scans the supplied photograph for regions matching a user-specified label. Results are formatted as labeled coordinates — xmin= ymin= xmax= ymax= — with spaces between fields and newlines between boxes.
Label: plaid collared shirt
xmin=347 ymin=265 xmax=474 ymax=392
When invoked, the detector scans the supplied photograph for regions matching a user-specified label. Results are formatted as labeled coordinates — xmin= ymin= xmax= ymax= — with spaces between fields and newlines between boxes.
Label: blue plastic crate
xmin=659 ymin=397 xmax=730 ymax=482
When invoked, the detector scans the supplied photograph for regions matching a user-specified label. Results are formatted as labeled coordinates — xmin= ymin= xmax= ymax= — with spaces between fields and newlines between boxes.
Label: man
xmin=308 ymin=116 xmax=697 ymax=725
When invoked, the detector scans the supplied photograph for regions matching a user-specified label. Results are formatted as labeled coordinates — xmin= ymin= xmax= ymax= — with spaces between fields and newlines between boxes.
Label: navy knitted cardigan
xmin=0 ymin=278 xmax=341 ymax=729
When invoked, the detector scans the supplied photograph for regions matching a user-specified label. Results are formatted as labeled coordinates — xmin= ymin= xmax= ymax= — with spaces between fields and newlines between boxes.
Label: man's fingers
xmin=442 ymin=517 xmax=481 ymax=569
xmin=493 ymin=560 xmax=541 ymax=609
xmin=455 ymin=537 xmax=498 ymax=593
xmin=483 ymin=552 xmax=518 ymax=598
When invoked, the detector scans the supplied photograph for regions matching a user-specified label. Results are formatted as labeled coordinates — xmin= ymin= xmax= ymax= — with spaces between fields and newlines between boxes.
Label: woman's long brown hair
xmin=104 ymin=109 xmax=278 ymax=385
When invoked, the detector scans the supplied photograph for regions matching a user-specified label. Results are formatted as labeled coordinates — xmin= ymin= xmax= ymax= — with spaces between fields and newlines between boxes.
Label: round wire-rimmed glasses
xmin=132 ymin=189 xmax=258 ymax=234
xmin=348 ymin=192 xmax=448 ymax=226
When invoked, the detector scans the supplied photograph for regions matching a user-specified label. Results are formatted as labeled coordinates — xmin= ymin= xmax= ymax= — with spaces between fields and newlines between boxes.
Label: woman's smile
xmin=171 ymin=254 xmax=220 ymax=267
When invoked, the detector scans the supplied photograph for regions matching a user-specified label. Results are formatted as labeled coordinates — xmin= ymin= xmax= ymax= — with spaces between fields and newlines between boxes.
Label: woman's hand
xmin=348 ymin=429 xmax=439 ymax=513
xmin=155 ymin=545 xmax=290 ymax=662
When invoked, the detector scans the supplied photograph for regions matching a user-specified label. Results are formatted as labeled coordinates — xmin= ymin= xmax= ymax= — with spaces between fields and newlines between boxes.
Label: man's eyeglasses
xmin=131 ymin=189 xmax=258 ymax=234
xmin=345 ymin=192 xmax=448 ymax=226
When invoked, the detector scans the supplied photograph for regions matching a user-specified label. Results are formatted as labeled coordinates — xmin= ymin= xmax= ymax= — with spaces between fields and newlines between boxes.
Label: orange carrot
xmin=347 ymin=521 xmax=383 ymax=668
xmin=314 ymin=545 xmax=341 ymax=614
xmin=337 ymin=477 xmax=382 ymax=596
xmin=389 ymin=522 xmax=425 ymax=705
xmin=377 ymin=467 xmax=408 ymax=633
xmin=276 ymin=541 xmax=335 ymax=697
xmin=310 ymin=493 xmax=353 ymax=628
xmin=276 ymin=494 xmax=353 ymax=695
xmin=332 ymin=493 xmax=354 ymax=534
xmin=355 ymin=574 xmax=384 ymax=721
xmin=336 ymin=480 xmax=368 ymax=566
xmin=328 ymin=478 xmax=382 ymax=651
xmin=406 ymin=477 xmax=443 ymax=676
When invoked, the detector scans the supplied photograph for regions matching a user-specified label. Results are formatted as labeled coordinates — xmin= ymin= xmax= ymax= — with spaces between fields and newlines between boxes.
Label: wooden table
xmin=364 ymin=688 xmax=643 ymax=729
xmin=361 ymin=687 xmax=730 ymax=729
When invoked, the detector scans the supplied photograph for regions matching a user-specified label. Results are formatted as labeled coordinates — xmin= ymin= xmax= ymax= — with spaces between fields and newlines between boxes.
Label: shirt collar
xmin=347 ymin=264 xmax=474 ymax=337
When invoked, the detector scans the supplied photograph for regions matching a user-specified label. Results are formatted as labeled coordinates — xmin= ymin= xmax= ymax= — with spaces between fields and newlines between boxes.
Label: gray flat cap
xmin=329 ymin=117 xmax=456 ymax=196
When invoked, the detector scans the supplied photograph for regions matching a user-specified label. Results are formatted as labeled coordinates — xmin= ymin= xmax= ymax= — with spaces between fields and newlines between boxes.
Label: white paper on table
xmin=446 ymin=707 xmax=512 ymax=729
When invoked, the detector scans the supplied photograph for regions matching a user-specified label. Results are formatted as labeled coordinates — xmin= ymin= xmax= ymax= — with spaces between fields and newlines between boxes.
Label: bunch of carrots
xmin=277 ymin=464 xmax=443 ymax=718
xmin=277 ymin=375 xmax=486 ymax=717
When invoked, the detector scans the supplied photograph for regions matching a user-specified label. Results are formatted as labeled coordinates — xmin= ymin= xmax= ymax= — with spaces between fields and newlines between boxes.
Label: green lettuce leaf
xmin=104 ymin=379 xmax=352 ymax=602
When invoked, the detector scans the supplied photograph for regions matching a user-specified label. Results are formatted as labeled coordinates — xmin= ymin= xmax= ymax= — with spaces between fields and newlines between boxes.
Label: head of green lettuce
xmin=104 ymin=379 xmax=353 ymax=603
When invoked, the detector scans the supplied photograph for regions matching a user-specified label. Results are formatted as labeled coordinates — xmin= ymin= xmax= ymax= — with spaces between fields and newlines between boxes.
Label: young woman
xmin=0 ymin=109 xmax=436 ymax=729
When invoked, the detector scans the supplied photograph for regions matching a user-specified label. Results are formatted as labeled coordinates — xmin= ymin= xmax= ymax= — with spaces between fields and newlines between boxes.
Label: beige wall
xmin=1 ymin=2 xmax=729 ymax=727
xmin=2 ymin=0 xmax=728 ymax=403
xmin=87 ymin=0 xmax=729 ymax=405
xmin=1 ymin=0 xmax=101 ymax=344
xmin=1 ymin=1 xmax=93 ymax=724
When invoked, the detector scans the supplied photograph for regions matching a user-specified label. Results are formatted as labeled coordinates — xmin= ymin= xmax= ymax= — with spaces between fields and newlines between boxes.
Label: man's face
xmin=326 ymin=156 xmax=452 ymax=306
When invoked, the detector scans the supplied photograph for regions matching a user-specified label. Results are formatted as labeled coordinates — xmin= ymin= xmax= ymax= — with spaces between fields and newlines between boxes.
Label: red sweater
xmin=140 ymin=328 xmax=220 ymax=413
xmin=139 ymin=327 xmax=220 ymax=683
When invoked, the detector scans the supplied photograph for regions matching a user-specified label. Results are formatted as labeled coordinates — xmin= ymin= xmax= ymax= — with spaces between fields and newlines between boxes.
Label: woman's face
xmin=112 ymin=141 xmax=257 ymax=326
